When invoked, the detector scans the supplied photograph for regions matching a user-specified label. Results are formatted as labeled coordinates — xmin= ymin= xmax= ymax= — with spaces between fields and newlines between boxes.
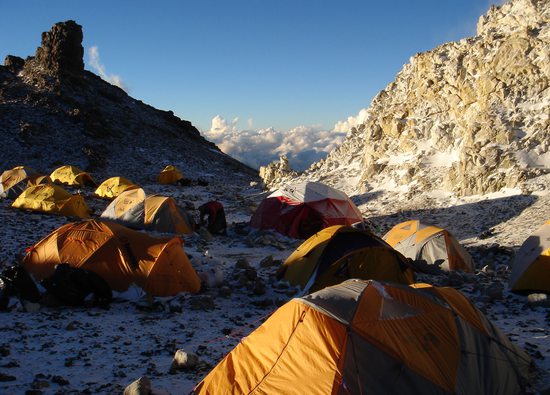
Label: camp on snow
xmin=157 ymin=165 xmax=184 ymax=185
xmin=22 ymin=219 xmax=200 ymax=296
xmin=194 ymin=279 xmax=531 ymax=395
xmin=383 ymin=220 xmax=474 ymax=272
xmin=277 ymin=225 xmax=414 ymax=293
xmin=250 ymin=181 xmax=363 ymax=239
xmin=12 ymin=184 xmax=90 ymax=218
xmin=95 ymin=176 xmax=139 ymax=199
xmin=0 ymin=166 xmax=51 ymax=199
xmin=49 ymin=165 xmax=97 ymax=187
xmin=100 ymin=188 xmax=194 ymax=234
xmin=509 ymin=220 xmax=550 ymax=293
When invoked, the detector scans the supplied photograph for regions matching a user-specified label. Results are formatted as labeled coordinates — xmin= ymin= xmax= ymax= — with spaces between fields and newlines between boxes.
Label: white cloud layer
xmin=333 ymin=108 xmax=370 ymax=132
xmin=87 ymin=46 xmax=128 ymax=92
xmin=203 ymin=108 xmax=370 ymax=171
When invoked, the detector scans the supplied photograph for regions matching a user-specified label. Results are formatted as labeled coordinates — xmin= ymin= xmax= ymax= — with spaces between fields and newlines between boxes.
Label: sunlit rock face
xmin=259 ymin=155 xmax=298 ymax=189
xmin=296 ymin=0 xmax=549 ymax=197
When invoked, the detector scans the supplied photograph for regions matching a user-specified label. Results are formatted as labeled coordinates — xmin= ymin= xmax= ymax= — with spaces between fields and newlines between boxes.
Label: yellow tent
xmin=195 ymin=280 xmax=530 ymax=394
xmin=157 ymin=165 xmax=184 ymax=184
xmin=50 ymin=165 xmax=96 ymax=187
xmin=100 ymin=188 xmax=194 ymax=234
xmin=383 ymin=220 xmax=474 ymax=272
xmin=278 ymin=225 xmax=414 ymax=293
xmin=23 ymin=220 xmax=200 ymax=296
xmin=0 ymin=166 xmax=51 ymax=199
xmin=12 ymin=184 xmax=90 ymax=218
xmin=95 ymin=176 xmax=139 ymax=199
xmin=509 ymin=220 xmax=550 ymax=293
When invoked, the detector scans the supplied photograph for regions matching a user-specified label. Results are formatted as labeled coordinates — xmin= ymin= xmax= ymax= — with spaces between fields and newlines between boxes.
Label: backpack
xmin=41 ymin=264 xmax=112 ymax=307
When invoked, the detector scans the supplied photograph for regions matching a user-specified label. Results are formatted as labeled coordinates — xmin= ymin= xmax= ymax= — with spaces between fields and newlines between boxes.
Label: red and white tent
xmin=250 ymin=181 xmax=363 ymax=238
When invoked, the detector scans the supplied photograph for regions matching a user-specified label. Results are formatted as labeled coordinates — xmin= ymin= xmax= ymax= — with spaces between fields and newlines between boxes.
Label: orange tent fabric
xmin=278 ymin=225 xmax=414 ymax=293
xmin=157 ymin=165 xmax=184 ymax=184
xmin=194 ymin=280 xmax=530 ymax=394
xmin=23 ymin=220 xmax=200 ymax=296
xmin=384 ymin=220 xmax=474 ymax=272
xmin=509 ymin=220 xmax=550 ymax=293
xmin=100 ymin=188 xmax=194 ymax=234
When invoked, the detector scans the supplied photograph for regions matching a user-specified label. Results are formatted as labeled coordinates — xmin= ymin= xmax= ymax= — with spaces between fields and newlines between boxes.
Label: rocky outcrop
xmin=32 ymin=20 xmax=84 ymax=75
xmin=0 ymin=21 xmax=256 ymax=184
xmin=3 ymin=56 xmax=24 ymax=74
xmin=299 ymin=0 xmax=549 ymax=196
xmin=258 ymin=155 xmax=298 ymax=189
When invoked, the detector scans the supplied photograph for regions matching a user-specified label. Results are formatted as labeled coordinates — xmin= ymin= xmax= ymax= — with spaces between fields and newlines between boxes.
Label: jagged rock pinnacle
xmin=34 ymin=20 xmax=84 ymax=75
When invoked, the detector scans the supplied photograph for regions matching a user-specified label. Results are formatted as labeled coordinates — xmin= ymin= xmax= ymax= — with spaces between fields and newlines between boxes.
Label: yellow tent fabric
xmin=12 ymin=184 xmax=90 ymax=218
xmin=100 ymin=188 xmax=194 ymax=234
xmin=509 ymin=220 xmax=550 ymax=293
xmin=383 ymin=220 xmax=474 ymax=272
xmin=95 ymin=176 xmax=139 ymax=199
xmin=194 ymin=279 xmax=530 ymax=394
xmin=1 ymin=166 xmax=39 ymax=191
xmin=50 ymin=165 xmax=96 ymax=187
xmin=22 ymin=219 xmax=200 ymax=296
xmin=158 ymin=165 xmax=184 ymax=184
xmin=278 ymin=225 xmax=414 ymax=293
xmin=0 ymin=166 xmax=51 ymax=199
xmin=31 ymin=175 xmax=52 ymax=186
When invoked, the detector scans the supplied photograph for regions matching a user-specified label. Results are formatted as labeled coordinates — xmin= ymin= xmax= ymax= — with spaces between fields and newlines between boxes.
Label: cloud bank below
xmin=203 ymin=109 xmax=369 ymax=171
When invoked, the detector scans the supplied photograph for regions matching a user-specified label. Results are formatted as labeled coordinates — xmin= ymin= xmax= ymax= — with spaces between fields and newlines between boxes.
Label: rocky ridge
xmin=266 ymin=0 xmax=549 ymax=196
xmin=0 ymin=20 xmax=257 ymax=185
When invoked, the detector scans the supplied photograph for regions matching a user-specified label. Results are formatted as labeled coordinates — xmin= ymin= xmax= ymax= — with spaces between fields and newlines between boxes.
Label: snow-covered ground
xmin=0 ymin=176 xmax=548 ymax=394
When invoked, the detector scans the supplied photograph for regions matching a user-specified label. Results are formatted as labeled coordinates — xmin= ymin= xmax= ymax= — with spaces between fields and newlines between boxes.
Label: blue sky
xmin=1 ymin=0 xmax=501 ymax=169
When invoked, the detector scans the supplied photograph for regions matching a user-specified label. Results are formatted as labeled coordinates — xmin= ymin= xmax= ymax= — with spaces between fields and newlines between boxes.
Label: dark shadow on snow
xmin=364 ymin=194 xmax=538 ymax=241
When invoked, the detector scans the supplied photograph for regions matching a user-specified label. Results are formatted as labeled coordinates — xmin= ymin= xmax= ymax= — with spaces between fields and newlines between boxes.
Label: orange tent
xmin=509 ymin=220 xmax=550 ymax=293
xmin=157 ymin=165 xmax=184 ymax=184
xmin=23 ymin=220 xmax=200 ymax=296
xmin=384 ymin=220 xmax=474 ymax=272
xmin=278 ymin=225 xmax=414 ymax=293
xmin=195 ymin=280 xmax=530 ymax=394
xmin=100 ymin=188 xmax=194 ymax=234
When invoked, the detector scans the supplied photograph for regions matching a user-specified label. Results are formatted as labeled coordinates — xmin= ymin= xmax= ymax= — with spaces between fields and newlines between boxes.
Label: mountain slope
xmin=287 ymin=0 xmax=549 ymax=197
xmin=0 ymin=20 xmax=257 ymax=184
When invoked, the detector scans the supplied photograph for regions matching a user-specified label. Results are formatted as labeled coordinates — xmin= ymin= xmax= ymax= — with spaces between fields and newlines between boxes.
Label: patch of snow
xmin=386 ymin=153 xmax=416 ymax=166
xmin=0 ymin=172 xmax=549 ymax=394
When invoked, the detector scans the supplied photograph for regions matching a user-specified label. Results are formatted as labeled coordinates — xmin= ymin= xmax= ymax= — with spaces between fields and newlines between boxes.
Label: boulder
xmin=198 ymin=266 xmax=224 ymax=288
xmin=124 ymin=376 xmax=151 ymax=395
xmin=527 ymin=293 xmax=550 ymax=308
xmin=170 ymin=349 xmax=200 ymax=372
